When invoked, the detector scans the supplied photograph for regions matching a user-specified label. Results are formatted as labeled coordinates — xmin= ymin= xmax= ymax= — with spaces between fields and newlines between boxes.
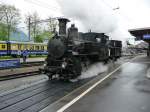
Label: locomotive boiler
xmin=42 ymin=18 xmax=122 ymax=80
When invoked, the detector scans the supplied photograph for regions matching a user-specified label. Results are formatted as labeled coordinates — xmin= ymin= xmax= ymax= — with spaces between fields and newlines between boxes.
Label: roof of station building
xmin=129 ymin=27 xmax=150 ymax=42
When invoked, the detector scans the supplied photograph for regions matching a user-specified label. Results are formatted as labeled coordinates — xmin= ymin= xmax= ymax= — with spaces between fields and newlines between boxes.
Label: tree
xmin=40 ymin=18 xmax=57 ymax=42
xmin=25 ymin=12 xmax=42 ymax=42
xmin=25 ymin=13 xmax=57 ymax=43
xmin=0 ymin=4 xmax=21 ymax=41
xmin=0 ymin=23 xmax=7 ymax=40
xmin=35 ymin=30 xmax=54 ymax=43
xmin=47 ymin=17 xmax=58 ymax=33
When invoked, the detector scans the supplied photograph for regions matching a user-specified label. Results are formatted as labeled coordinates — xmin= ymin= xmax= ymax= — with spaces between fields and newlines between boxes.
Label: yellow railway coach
xmin=0 ymin=41 xmax=8 ymax=55
xmin=0 ymin=41 xmax=48 ymax=56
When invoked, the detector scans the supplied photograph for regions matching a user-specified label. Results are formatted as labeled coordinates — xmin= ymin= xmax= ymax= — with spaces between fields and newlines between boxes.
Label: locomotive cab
xmin=108 ymin=40 xmax=122 ymax=60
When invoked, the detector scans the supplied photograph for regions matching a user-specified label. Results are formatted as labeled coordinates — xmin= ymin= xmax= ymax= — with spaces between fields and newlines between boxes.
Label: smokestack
xmin=58 ymin=18 xmax=70 ymax=36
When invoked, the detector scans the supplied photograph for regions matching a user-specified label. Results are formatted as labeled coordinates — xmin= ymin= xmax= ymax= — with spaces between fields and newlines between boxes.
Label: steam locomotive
xmin=42 ymin=18 xmax=122 ymax=80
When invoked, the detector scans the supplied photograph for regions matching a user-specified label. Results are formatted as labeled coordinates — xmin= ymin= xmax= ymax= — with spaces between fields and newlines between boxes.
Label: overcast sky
xmin=1 ymin=0 xmax=150 ymax=28
xmin=1 ymin=0 xmax=150 ymax=43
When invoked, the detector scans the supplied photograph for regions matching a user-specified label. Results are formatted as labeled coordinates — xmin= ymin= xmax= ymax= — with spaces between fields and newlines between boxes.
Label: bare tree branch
xmin=0 ymin=4 xmax=21 ymax=40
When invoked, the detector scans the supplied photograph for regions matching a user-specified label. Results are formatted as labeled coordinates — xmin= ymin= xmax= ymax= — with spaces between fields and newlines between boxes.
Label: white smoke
xmin=146 ymin=68 xmax=150 ymax=79
xmin=79 ymin=62 xmax=108 ymax=79
xmin=57 ymin=0 xmax=117 ymax=33
xmin=56 ymin=0 xmax=133 ymax=43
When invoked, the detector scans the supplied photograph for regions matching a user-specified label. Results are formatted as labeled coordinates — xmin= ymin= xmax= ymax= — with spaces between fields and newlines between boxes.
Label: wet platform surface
xmin=55 ymin=55 xmax=150 ymax=112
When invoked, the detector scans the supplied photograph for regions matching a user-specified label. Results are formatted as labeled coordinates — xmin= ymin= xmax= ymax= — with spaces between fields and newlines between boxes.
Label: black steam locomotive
xmin=42 ymin=18 xmax=122 ymax=80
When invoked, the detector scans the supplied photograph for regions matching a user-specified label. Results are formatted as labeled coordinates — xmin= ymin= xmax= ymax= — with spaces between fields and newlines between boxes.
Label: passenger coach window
xmin=18 ymin=45 xmax=21 ymax=50
xmin=2 ymin=45 xmax=6 ymax=49
xmin=24 ymin=45 xmax=27 ymax=49
xmin=35 ymin=46 xmax=39 ymax=50
xmin=41 ymin=46 xmax=44 ymax=50
xmin=30 ymin=46 xmax=34 ymax=50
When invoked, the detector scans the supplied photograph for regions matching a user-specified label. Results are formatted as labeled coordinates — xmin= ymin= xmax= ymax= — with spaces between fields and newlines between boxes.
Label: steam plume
xmin=56 ymin=0 xmax=132 ymax=42
xmin=80 ymin=63 xmax=108 ymax=79
xmin=57 ymin=0 xmax=117 ymax=32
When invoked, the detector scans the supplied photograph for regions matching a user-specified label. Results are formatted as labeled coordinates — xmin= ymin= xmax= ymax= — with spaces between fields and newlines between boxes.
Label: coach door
xmin=7 ymin=42 xmax=11 ymax=55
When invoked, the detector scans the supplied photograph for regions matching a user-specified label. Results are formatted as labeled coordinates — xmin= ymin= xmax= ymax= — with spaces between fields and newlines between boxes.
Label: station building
xmin=129 ymin=28 xmax=150 ymax=57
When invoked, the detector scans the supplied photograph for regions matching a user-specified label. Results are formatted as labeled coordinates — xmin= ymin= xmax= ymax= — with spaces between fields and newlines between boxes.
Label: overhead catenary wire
xmin=31 ymin=0 xmax=59 ymax=10
xmin=101 ymin=0 xmax=132 ymax=26
xmin=28 ymin=17 xmax=66 ymax=25
xmin=24 ymin=0 xmax=60 ymax=12
xmin=25 ymin=0 xmax=57 ymax=11
xmin=101 ymin=0 xmax=115 ymax=10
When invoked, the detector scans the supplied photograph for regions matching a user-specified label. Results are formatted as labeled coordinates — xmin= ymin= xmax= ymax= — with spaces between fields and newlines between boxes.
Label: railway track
xmin=0 ymin=61 xmax=44 ymax=81
xmin=0 ymin=78 xmax=91 ymax=112
xmin=21 ymin=61 xmax=44 ymax=67
xmin=0 ymin=71 xmax=40 ymax=81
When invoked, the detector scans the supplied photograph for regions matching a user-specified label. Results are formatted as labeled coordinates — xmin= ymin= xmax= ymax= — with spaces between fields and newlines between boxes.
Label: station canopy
xmin=129 ymin=27 xmax=150 ymax=43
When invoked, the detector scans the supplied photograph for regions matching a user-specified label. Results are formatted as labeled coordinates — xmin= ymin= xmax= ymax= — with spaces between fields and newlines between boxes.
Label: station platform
xmin=41 ymin=55 xmax=150 ymax=112
xmin=0 ymin=57 xmax=46 ymax=78
xmin=20 ymin=57 xmax=46 ymax=63
xmin=0 ymin=57 xmax=46 ymax=63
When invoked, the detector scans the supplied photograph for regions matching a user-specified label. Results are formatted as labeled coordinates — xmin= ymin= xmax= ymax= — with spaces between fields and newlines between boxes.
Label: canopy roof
xmin=129 ymin=27 xmax=150 ymax=42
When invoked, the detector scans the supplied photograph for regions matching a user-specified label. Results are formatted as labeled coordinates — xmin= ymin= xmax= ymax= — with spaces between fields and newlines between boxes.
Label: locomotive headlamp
xmin=43 ymin=62 xmax=47 ymax=67
xmin=62 ymin=61 xmax=67 ymax=69
xmin=72 ymin=51 xmax=79 ymax=55
xmin=96 ymin=38 xmax=101 ymax=42
xmin=44 ymin=63 xmax=46 ymax=67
